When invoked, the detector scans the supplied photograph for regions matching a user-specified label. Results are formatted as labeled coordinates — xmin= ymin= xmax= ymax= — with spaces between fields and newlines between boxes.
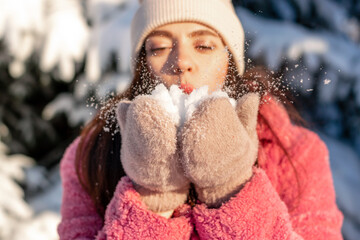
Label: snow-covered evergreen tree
xmin=235 ymin=0 xmax=360 ymax=152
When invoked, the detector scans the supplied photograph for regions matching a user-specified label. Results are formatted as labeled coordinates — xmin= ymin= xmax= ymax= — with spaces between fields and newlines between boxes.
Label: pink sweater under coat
xmin=58 ymin=97 xmax=344 ymax=239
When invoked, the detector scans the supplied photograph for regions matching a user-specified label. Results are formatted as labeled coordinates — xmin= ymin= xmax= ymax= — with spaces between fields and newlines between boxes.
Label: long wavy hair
xmin=75 ymin=45 xmax=304 ymax=216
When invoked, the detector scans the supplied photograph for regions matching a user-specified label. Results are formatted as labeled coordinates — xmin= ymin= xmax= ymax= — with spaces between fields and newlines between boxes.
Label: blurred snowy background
xmin=0 ymin=0 xmax=359 ymax=239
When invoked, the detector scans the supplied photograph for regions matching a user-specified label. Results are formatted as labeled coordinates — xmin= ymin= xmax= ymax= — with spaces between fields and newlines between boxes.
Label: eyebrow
xmin=188 ymin=30 xmax=219 ymax=38
xmin=147 ymin=30 xmax=172 ymax=38
xmin=147 ymin=29 xmax=220 ymax=39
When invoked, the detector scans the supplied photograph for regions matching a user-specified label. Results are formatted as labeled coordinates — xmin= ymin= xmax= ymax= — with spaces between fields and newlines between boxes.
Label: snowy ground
xmin=0 ymin=131 xmax=359 ymax=240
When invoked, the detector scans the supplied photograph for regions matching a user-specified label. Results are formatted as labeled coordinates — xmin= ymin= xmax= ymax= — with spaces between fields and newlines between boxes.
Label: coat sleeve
xmin=191 ymin=129 xmax=344 ymax=240
xmin=58 ymin=137 xmax=193 ymax=240
xmin=57 ymin=137 xmax=105 ymax=239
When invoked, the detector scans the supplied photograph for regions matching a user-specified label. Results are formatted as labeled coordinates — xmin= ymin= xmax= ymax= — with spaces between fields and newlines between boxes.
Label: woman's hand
xmin=180 ymin=93 xmax=260 ymax=208
xmin=116 ymin=96 xmax=190 ymax=216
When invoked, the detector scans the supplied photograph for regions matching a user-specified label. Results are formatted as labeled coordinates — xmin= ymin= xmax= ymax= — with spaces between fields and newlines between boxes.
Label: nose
xmin=174 ymin=58 xmax=193 ymax=74
xmin=173 ymin=48 xmax=195 ymax=93
xmin=172 ymin=46 xmax=194 ymax=75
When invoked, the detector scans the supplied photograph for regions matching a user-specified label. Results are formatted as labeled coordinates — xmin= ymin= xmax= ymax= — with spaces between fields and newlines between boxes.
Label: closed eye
xmin=196 ymin=45 xmax=215 ymax=51
xmin=151 ymin=47 xmax=171 ymax=52
xmin=149 ymin=47 xmax=172 ymax=56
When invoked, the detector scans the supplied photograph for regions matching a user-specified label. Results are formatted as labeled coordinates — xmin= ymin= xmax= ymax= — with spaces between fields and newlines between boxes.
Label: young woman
xmin=58 ymin=0 xmax=344 ymax=239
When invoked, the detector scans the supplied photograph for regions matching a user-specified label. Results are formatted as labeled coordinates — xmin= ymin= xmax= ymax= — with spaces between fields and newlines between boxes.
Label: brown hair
xmin=75 ymin=46 xmax=304 ymax=216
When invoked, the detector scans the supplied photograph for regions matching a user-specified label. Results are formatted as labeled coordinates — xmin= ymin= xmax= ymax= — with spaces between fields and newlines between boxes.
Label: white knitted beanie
xmin=131 ymin=0 xmax=245 ymax=75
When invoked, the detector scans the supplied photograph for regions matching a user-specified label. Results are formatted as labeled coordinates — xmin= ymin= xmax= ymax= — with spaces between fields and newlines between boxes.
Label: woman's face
xmin=145 ymin=22 xmax=229 ymax=93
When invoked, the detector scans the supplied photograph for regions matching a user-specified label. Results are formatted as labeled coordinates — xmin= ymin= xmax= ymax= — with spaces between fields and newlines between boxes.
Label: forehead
xmin=146 ymin=22 xmax=221 ymax=40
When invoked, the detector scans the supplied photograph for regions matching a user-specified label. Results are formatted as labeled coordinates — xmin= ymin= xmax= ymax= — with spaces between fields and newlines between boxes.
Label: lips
xmin=180 ymin=83 xmax=194 ymax=94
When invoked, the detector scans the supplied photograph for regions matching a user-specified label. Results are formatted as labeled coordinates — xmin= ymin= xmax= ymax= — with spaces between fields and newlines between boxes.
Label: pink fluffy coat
xmin=58 ymin=97 xmax=344 ymax=239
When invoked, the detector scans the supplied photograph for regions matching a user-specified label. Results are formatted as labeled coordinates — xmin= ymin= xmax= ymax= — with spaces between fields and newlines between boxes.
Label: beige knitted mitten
xmin=180 ymin=93 xmax=260 ymax=208
xmin=116 ymin=96 xmax=190 ymax=214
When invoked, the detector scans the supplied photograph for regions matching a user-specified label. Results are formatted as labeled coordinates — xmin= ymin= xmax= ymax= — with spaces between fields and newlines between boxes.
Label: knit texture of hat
xmin=131 ymin=0 xmax=245 ymax=75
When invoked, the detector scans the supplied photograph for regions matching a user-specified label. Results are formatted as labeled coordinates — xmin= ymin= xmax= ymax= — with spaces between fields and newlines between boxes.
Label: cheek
xmin=215 ymin=60 xmax=228 ymax=80
xmin=146 ymin=57 xmax=175 ymax=87
xmin=206 ymin=54 xmax=229 ymax=91
xmin=146 ymin=56 xmax=164 ymax=74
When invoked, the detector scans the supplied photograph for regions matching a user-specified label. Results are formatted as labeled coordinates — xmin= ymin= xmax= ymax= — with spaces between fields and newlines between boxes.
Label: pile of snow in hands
xmin=145 ymin=84 xmax=236 ymax=128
